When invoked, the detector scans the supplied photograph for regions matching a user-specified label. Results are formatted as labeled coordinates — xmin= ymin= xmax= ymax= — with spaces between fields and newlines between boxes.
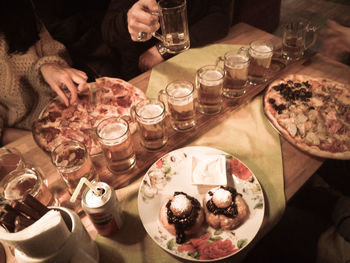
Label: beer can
xmin=81 ymin=181 xmax=123 ymax=236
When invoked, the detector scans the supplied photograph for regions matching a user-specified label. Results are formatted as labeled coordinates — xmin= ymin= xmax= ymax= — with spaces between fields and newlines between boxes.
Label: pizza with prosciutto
xmin=32 ymin=77 xmax=146 ymax=155
xmin=263 ymin=74 xmax=350 ymax=159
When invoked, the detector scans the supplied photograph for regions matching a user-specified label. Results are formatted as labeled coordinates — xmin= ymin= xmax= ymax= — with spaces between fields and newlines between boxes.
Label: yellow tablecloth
xmin=96 ymin=44 xmax=285 ymax=263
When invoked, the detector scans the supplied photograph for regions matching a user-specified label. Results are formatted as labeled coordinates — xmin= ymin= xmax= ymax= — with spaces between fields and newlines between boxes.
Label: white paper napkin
xmin=191 ymin=154 xmax=227 ymax=186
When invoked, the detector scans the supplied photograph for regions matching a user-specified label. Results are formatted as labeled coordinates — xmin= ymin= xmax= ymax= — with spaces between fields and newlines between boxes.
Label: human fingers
xmin=327 ymin=20 xmax=348 ymax=33
xmin=51 ymin=83 xmax=70 ymax=106
xmin=320 ymin=37 xmax=346 ymax=60
xmin=139 ymin=0 xmax=158 ymax=13
xmin=128 ymin=20 xmax=158 ymax=41
xmin=62 ymin=79 xmax=78 ymax=105
xmin=64 ymin=68 xmax=87 ymax=92
xmin=72 ymin=74 xmax=87 ymax=93
xmin=128 ymin=8 xmax=158 ymax=30
xmin=327 ymin=20 xmax=350 ymax=42
xmin=70 ymin=68 xmax=88 ymax=80
xmin=68 ymin=69 xmax=88 ymax=84
xmin=128 ymin=1 xmax=159 ymax=41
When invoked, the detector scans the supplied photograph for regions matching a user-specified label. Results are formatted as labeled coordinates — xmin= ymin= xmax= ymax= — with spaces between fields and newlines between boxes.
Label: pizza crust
xmin=264 ymin=74 xmax=350 ymax=160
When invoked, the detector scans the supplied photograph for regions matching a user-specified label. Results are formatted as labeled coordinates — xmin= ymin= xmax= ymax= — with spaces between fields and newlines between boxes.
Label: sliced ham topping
xmin=48 ymin=111 xmax=61 ymax=122
xmin=41 ymin=127 xmax=60 ymax=143
xmin=116 ymin=95 xmax=132 ymax=107
xmin=35 ymin=77 xmax=146 ymax=154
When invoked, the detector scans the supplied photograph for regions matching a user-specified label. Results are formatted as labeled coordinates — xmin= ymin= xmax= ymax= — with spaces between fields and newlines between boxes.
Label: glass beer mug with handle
xmin=158 ymin=80 xmax=196 ymax=131
xmin=151 ymin=0 xmax=190 ymax=54
xmin=96 ymin=117 xmax=136 ymax=174
xmin=130 ymin=99 xmax=168 ymax=151
xmin=217 ymin=47 xmax=250 ymax=98
xmin=282 ymin=19 xmax=318 ymax=61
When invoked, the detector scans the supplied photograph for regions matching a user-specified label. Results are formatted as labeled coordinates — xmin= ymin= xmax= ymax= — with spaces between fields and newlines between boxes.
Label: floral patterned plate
xmin=137 ymin=146 xmax=265 ymax=262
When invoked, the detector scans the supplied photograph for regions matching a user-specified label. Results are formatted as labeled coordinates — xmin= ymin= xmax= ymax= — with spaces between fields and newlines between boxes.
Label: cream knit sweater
xmin=0 ymin=25 xmax=70 ymax=139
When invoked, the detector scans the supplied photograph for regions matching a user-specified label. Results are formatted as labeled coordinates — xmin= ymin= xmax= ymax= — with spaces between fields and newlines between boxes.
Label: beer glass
xmin=96 ymin=117 xmax=136 ymax=173
xmin=158 ymin=80 xmax=196 ymax=131
xmin=152 ymin=0 xmax=190 ymax=53
xmin=0 ymin=167 xmax=53 ymax=206
xmin=196 ymin=65 xmax=224 ymax=115
xmin=282 ymin=19 xmax=317 ymax=61
xmin=0 ymin=147 xmax=25 ymax=181
xmin=248 ymin=40 xmax=274 ymax=85
xmin=131 ymin=99 xmax=167 ymax=150
xmin=219 ymin=49 xmax=250 ymax=98
xmin=51 ymin=140 xmax=98 ymax=195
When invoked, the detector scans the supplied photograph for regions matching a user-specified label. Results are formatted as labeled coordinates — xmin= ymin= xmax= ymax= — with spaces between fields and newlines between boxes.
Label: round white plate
xmin=137 ymin=146 xmax=265 ymax=261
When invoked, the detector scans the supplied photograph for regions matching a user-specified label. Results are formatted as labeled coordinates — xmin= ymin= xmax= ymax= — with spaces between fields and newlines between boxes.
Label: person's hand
xmin=138 ymin=46 xmax=164 ymax=72
xmin=40 ymin=63 xmax=88 ymax=106
xmin=127 ymin=0 xmax=159 ymax=42
xmin=320 ymin=20 xmax=350 ymax=61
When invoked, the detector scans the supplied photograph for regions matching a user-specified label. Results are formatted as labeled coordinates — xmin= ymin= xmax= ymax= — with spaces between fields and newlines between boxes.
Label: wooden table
xmin=3 ymin=22 xmax=350 ymax=262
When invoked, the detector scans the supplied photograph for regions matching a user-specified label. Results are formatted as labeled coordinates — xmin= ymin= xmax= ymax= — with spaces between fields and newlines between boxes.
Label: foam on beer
xmin=138 ymin=103 xmax=165 ymax=124
xmin=199 ymin=69 xmax=224 ymax=86
xmin=225 ymin=55 xmax=249 ymax=69
xmin=249 ymin=44 xmax=273 ymax=68
xmin=99 ymin=122 xmax=128 ymax=145
xmin=249 ymin=44 xmax=273 ymax=58
xmin=168 ymin=86 xmax=193 ymax=106
xmin=225 ymin=55 xmax=249 ymax=80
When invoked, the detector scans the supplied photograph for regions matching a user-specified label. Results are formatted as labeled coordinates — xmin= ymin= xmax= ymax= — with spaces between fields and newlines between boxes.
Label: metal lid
xmin=82 ymin=182 xmax=111 ymax=208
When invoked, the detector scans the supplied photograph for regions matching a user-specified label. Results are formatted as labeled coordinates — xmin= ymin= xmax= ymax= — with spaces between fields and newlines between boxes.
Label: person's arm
xmin=0 ymin=104 xmax=30 ymax=146
xmin=28 ymin=26 xmax=87 ymax=106
xmin=320 ymin=20 xmax=350 ymax=62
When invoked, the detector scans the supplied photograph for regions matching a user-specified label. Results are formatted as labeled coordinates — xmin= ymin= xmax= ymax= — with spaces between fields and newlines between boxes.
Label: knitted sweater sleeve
xmin=27 ymin=26 xmax=71 ymax=93
xmin=0 ymin=104 xmax=6 ymax=143
xmin=0 ymin=36 xmax=10 ymax=141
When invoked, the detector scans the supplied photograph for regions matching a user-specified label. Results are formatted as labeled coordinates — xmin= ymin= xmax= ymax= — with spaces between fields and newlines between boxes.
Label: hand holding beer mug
xmin=248 ymin=40 xmax=274 ymax=85
xmin=96 ymin=117 xmax=136 ymax=173
xmin=152 ymin=0 xmax=190 ymax=53
xmin=218 ymin=49 xmax=250 ymax=98
xmin=282 ymin=19 xmax=317 ymax=61
xmin=196 ymin=65 xmax=225 ymax=115
xmin=131 ymin=99 xmax=168 ymax=150
xmin=158 ymin=80 xmax=196 ymax=131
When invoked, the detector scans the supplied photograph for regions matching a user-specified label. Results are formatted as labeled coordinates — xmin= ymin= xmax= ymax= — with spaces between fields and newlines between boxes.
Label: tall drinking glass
xmin=153 ymin=0 xmax=190 ymax=53
xmin=248 ymin=40 xmax=274 ymax=85
xmin=159 ymin=80 xmax=196 ymax=131
xmin=220 ymin=49 xmax=250 ymax=98
xmin=0 ymin=167 xmax=53 ymax=206
xmin=96 ymin=117 xmax=136 ymax=173
xmin=196 ymin=65 xmax=224 ymax=115
xmin=132 ymin=99 xmax=167 ymax=151
xmin=51 ymin=140 xmax=98 ymax=196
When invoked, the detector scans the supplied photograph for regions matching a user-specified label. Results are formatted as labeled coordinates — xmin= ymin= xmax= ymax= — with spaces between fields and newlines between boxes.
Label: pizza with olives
xmin=263 ymin=74 xmax=350 ymax=159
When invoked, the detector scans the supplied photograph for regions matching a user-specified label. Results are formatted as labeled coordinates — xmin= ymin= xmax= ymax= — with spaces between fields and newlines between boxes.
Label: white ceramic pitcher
xmin=0 ymin=206 xmax=99 ymax=263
